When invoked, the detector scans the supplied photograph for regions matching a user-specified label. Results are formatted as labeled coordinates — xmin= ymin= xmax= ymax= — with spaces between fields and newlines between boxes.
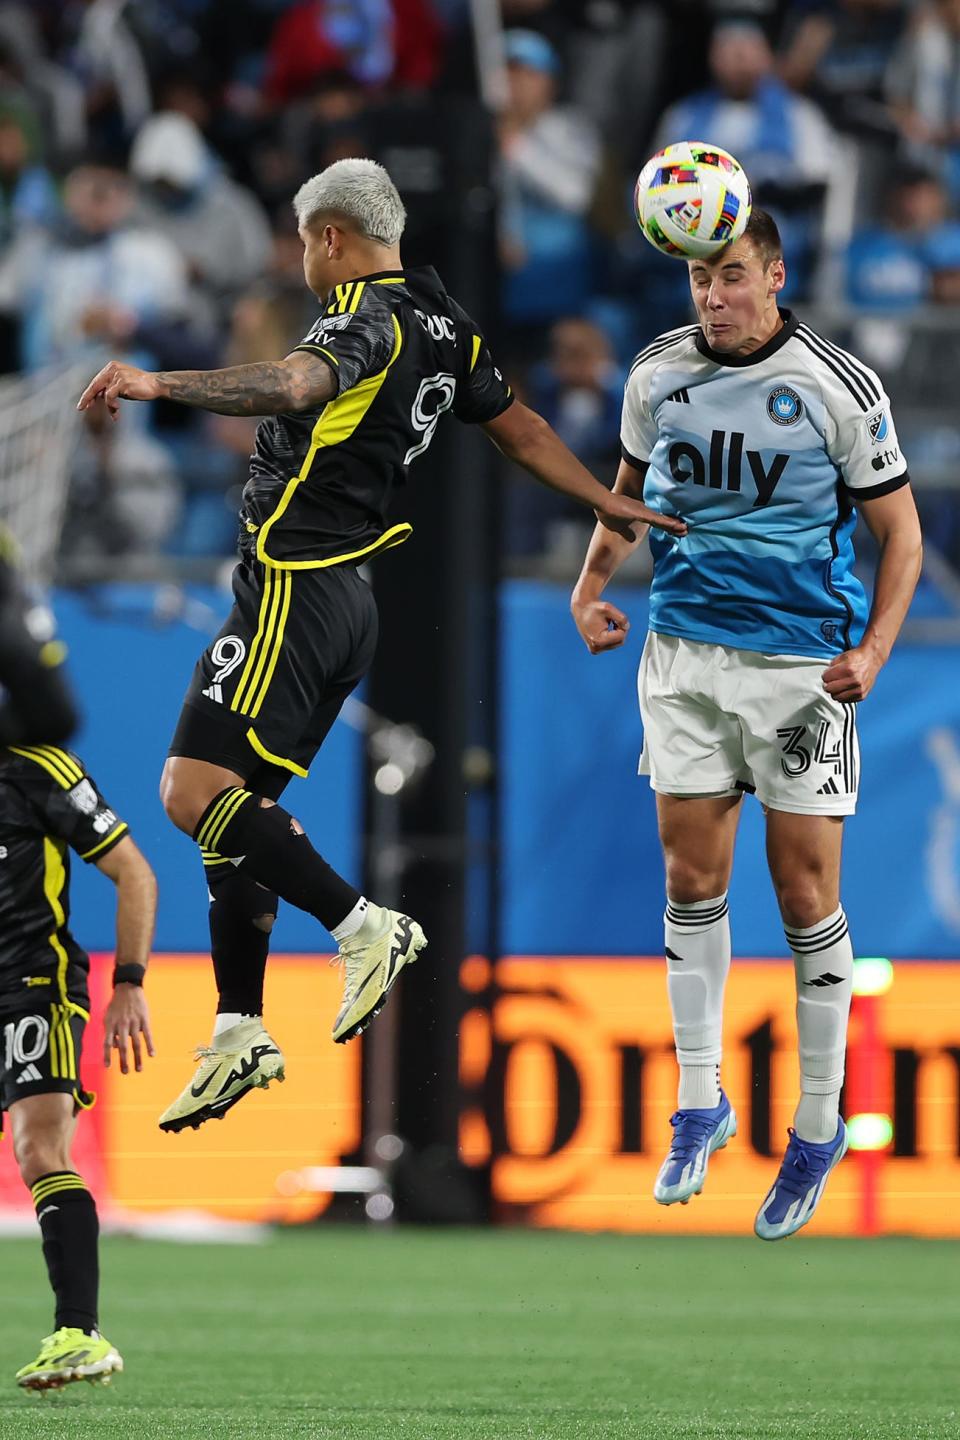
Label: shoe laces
xmin=666 ymin=1110 xmax=718 ymax=1160
xmin=775 ymin=1127 xmax=833 ymax=1197
xmin=329 ymin=952 xmax=361 ymax=1005
xmin=39 ymin=1328 xmax=74 ymax=1353
xmin=192 ymin=1044 xmax=221 ymax=1068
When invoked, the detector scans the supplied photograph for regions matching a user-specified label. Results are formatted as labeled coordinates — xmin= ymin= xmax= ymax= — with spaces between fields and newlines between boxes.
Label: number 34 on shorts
xmin=637 ymin=633 xmax=860 ymax=816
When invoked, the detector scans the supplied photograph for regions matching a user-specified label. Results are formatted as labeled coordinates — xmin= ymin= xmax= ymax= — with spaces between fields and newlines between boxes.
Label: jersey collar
xmin=344 ymin=266 xmax=442 ymax=289
xmin=694 ymin=307 xmax=798 ymax=368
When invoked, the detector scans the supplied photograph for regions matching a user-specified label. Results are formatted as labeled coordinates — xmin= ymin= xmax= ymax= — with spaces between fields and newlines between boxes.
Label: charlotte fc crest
xmin=767 ymin=385 xmax=803 ymax=425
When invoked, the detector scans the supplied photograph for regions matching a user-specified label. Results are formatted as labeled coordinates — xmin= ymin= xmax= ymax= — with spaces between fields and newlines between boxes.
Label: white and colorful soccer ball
xmin=634 ymin=141 xmax=752 ymax=260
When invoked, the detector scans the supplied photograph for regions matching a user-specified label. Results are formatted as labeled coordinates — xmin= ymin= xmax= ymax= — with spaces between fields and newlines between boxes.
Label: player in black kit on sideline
xmin=78 ymin=157 xmax=684 ymax=1135
xmin=0 ymin=744 xmax=156 ymax=1389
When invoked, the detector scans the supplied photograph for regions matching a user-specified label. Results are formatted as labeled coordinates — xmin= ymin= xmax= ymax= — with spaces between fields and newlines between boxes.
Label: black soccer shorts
xmin=0 ymin=1000 xmax=95 ymax=1133
xmin=168 ymin=557 xmax=378 ymax=792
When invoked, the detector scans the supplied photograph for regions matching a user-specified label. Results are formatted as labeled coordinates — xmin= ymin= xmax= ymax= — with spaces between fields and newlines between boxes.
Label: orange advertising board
xmin=0 ymin=953 xmax=362 ymax=1224
xmin=459 ymin=958 xmax=960 ymax=1237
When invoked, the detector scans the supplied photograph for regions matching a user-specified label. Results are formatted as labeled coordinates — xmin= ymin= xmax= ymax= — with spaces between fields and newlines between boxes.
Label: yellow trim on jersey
xmin=372 ymin=277 xmax=405 ymax=286
xmin=9 ymin=745 xmax=82 ymax=788
xmin=267 ymin=522 xmax=413 ymax=571
xmin=37 ymin=747 xmax=83 ymax=783
xmin=42 ymin=836 xmax=70 ymax=1003
xmin=231 ymin=568 xmax=277 ymax=713
xmin=325 ymin=280 xmax=367 ymax=314
xmin=256 ymin=313 xmax=407 ymax=570
xmin=329 ymin=282 xmax=354 ymax=314
xmin=9 ymin=748 xmax=68 ymax=785
xmin=470 ymin=334 xmax=482 ymax=373
xmin=245 ymin=727 xmax=309 ymax=778
xmin=79 ymin=822 xmax=128 ymax=862
xmin=295 ymin=343 xmax=339 ymax=366
xmin=248 ymin=571 xmax=292 ymax=718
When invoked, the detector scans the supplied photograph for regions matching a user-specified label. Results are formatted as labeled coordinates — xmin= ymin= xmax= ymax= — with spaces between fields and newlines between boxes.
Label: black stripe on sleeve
xmin=794 ymin=332 xmax=871 ymax=412
xmin=798 ymin=325 xmax=881 ymax=406
xmin=629 ymin=327 xmax=699 ymax=375
xmin=620 ymin=445 xmax=650 ymax=473
xmin=846 ymin=469 xmax=910 ymax=502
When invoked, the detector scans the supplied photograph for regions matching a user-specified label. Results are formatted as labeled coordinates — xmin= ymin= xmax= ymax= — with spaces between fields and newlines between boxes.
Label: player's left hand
xmin=77 ymin=361 xmax=161 ymax=420
xmin=821 ymin=642 xmax=884 ymax=703
xmin=103 ymin=986 xmax=156 ymax=1073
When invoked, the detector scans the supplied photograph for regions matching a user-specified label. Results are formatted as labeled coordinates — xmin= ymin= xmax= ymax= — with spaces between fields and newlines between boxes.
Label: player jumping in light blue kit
xmin=572 ymin=208 xmax=922 ymax=1239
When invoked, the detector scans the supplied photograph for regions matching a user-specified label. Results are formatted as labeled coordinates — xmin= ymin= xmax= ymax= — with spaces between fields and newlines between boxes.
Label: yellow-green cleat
xmin=15 ymin=1328 xmax=123 ymax=1391
xmin=158 ymin=1019 xmax=284 ymax=1133
xmin=332 ymin=905 xmax=427 ymax=1044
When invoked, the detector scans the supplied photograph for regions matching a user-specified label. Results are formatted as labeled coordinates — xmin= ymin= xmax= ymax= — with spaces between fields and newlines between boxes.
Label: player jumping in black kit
xmin=78 ymin=158 xmax=683 ymax=1134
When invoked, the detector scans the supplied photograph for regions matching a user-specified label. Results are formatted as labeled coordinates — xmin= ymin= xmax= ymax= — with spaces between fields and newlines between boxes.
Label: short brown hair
xmin=741 ymin=207 xmax=782 ymax=268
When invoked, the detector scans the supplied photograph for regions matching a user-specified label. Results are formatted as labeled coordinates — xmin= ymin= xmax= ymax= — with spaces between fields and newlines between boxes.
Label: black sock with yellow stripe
xmin=194 ymin=788 xmax=361 ymax=933
xmin=32 ymin=1172 xmax=99 ymax=1333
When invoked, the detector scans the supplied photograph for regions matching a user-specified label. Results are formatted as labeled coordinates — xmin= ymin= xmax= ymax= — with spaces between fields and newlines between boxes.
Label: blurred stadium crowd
xmin=0 ymin=0 xmax=958 ymax=576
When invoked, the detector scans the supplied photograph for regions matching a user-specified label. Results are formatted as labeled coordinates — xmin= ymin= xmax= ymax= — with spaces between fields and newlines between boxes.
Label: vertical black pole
xmin=363 ymin=98 xmax=499 ymax=1200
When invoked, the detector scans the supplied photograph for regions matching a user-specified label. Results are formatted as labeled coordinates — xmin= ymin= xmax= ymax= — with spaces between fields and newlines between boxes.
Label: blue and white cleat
xmin=653 ymin=1091 xmax=737 ymax=1205
xmin=754 ymin=1119 xmax=849 ymax=1241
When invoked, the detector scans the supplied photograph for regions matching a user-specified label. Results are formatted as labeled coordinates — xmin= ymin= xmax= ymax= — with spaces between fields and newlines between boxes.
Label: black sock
xmin=203 ymin=852 xmax=276 ymax=1015
xmin=194 ymin=788 xmax=361 ymax=933
xmin=31 ymin=1172 xmax=99 ymax=1333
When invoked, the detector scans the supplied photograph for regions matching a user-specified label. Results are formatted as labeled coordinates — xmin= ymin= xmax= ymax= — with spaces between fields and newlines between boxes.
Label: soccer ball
xmin=634 ymin=141 xmax=752 ymax=260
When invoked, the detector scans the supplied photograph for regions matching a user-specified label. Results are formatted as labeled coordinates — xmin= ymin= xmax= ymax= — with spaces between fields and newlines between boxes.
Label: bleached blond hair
xmin=293 ymin=158 xmax=406 ymax=245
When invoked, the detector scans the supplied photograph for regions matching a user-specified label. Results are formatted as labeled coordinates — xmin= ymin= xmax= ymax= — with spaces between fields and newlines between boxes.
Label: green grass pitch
xmin=0 ymin=1227 xmax=956 ymax=1439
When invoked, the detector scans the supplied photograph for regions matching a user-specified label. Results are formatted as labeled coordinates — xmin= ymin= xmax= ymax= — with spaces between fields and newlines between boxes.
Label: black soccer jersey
xmin=0 ymin=746 xmax=128 ymax=1014
xmin=241 ymin=266 xmax=513 ymax=567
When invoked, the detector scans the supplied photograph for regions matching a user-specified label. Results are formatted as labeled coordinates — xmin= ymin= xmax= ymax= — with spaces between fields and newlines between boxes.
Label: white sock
xmin=213 ymin=1011 xmax=260 ymax=1041
xmin=785 ymin=905 xmax=853 ymax=1143
xmin=331 ymin=896 xmax=371 ymax=943
xmin=664 ymin=893 xmax=731 ymax=1110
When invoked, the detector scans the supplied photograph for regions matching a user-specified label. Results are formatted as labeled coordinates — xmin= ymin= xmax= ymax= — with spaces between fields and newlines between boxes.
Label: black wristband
xmin=113 ymin=963 xmax=145 ymax=987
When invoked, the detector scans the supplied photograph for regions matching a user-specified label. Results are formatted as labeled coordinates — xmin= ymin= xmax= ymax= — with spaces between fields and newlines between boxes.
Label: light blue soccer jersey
xmin=620 ymin=309 xmax=909 ymax=657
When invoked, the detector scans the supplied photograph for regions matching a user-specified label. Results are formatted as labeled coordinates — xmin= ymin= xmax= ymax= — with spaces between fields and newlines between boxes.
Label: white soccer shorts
xmin=637 ymin=632 xmax=860 ymax=816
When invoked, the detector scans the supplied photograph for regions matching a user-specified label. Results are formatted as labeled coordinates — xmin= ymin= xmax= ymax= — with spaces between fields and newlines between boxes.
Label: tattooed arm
xmin=77 ymin=351 xmax=337 ymax=419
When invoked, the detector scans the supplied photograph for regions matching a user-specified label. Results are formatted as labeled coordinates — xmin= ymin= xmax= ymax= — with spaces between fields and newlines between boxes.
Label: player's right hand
xmin=571 ymin=597 xmax=630 ymax=655
xmin=595 ymin=493 xmax=686 ymax=542
xmin=77 ymin=361 xmax=161 ymax=419
xmin=103 ymin=985 xmax=156 ymax=1073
